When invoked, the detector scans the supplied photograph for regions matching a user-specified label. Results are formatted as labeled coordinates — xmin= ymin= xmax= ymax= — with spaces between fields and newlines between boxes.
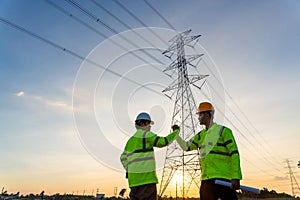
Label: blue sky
xmin=1 ymin=0 xmax=300 ymax=197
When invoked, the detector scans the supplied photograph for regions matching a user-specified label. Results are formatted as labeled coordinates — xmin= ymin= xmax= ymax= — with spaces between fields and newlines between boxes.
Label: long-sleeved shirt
xmin=120 ymin=128 xmax=179 ymax=187
xmin=176 ymin=123 xmax=242 ymax=180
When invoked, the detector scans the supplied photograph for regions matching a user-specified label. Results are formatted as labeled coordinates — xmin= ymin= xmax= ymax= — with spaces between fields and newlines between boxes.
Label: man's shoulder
xmin=214 ymin=123 xmax=232 ymax=131
xmin=195 ymin=129 xmax=206 ymax=140
xmin=134 ymin=129 xmax=157 ymax=138
xmin=221 ymin=125 xmax=232 ymax=133
xmin=146 ymin=131 xmax=157 ymax=138
xmin=133 ymin=129 xmax=148 ymax=135
xmin=217 ymin=125 xmax=233 ymax=137
xmin=128 ymin=129 xmax=144 ymax=141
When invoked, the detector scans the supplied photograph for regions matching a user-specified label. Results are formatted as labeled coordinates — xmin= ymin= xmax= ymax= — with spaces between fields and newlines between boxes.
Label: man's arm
xmin=222 ymin=127 xmax=242 ymax=180
xmin=120 ymin=151 xmax=128 ymax=178
xmin=175 ymin=132 xmax=200 ymax=151
xmin=151 ymin=128 xmax=179 ymax=148
xmin=231 ymin=179 xmax=240 ymax=190
xmin=175 ymin=134 xmax=189 ymax=151
xmin=120 ymin=151 xmax=128 ymax=171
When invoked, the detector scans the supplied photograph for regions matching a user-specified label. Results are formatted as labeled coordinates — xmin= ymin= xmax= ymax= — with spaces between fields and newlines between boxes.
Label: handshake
xmin=171 ymin=124 xmax=180 ymax=131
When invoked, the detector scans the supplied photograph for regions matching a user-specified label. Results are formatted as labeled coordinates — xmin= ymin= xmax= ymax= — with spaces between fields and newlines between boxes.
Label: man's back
xmin=122 ymin=129 xmax=158 ymax=187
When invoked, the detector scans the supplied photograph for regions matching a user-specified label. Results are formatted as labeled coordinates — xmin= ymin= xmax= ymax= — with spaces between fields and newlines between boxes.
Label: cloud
xmin=14 ymin=91 xmax=72 ymax=111
xmin=39 ymin=98 xmax=73 ymax=111
xmin=15 ymin=91 xmax=25 ymax=97
xmin=273 ymin=176 xmax=288 ymax=181
xmin=47 ymin=101 xmax=68 ymax=108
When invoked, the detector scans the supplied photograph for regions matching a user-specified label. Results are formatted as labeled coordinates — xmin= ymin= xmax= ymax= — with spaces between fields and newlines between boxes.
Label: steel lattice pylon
xmin=286 ymin=160 xmax=300 ymax=196
xmin=159 ymin=30 xmax=208 ymax=198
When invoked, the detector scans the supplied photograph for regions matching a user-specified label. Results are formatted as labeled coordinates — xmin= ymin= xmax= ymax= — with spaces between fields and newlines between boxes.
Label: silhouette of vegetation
xmin=1 ymin=187 xmax=299 ymax=200
xmin=118 ymin=189 xmax=126 ymax=198
xmin=236 ymin=187 xmax=300 ymax=199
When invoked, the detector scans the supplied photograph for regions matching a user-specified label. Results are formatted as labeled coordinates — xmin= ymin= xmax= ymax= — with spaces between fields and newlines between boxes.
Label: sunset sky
xmin=1 ymin=0 xmax=300 ymax=197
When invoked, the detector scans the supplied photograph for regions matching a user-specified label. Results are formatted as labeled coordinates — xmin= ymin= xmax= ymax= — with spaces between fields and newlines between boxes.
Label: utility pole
xmin=114 ymin=187 xmax=118 ymax=197
xmin=159 ymin=30 xmax=208 ymax=198
xmin=176 ymin=181 xmax=178 ymax=200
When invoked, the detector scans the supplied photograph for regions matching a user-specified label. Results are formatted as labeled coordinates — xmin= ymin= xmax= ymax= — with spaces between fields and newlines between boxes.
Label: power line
xmin=45 ymin=0 xmax=179 ymax=89
xmin=111 ymin=0 xmax=169 ymax=46
xmin=50 ymin=0 xmax=176 ymax=85
xmin=90 ymin=0 xmax=165 ymax=54
xmin=65 ymin=0 xmax=116 ymax=34
xmin=45 ymin=0 xmax=169 ymax=78
xmin=0 ymin=17 xmax=165 ymax=99
xmin=45 ymin=0 xmax=107 ymax=39
xmin=65 ymin=0 xmax=165 ymax=65
xmin=143 ymin=0 xmax=176 ymax=30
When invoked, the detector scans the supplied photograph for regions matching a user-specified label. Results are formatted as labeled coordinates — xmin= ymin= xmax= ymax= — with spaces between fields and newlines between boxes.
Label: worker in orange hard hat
xmin=197 ymin=101 xmax=215 ymax=113
xmin=196 ymin=102 xmax=215 ymax=127
xmin=176 ymin=102 xmax=242 ymax=200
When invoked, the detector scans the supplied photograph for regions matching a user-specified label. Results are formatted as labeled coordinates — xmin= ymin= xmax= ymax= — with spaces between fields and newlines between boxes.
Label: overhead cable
xmin=143 ymin=0 xmax=176 ymax=30
xmin=0 ymin=17 xmax=165 ymax=98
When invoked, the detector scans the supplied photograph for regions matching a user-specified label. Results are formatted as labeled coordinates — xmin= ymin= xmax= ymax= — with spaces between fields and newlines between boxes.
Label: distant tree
xmin=2 ymin=190 xmax=7 ymax=196
xmin=242 ymin=187 xmax=296 ymax=199
xmin=29 ymin=193 xmax=35 ymax=200
xmin=40 ymin=190 xmax=45 ymax=200
xmin=119 ymin=189 xmax=126 ymax=197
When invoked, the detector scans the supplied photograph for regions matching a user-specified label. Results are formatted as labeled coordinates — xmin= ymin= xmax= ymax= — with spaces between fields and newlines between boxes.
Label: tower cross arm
xmin=188 ymin=74 xmax=209 ymax=84
xmin=162 ymin=42 xmax=178 ymax=55
xmin=162 ymin=82 xmax=179 ymax=93
xmin=163 ymin=59 xmax=178 ymax=72
xmin=163 ymin=30 xmax=200 ymax=57
xmin=163 ymin=35 xmax=202 ymax=55
xmin=168 ymin=29 xmax=192 ymax=43
xmin=185 ymin=54 xmax=204 ymax=67
xmin=163 ymin=54 xmax=204 ymax=72
xmin=183 ymin=35 xmax=201 ymax=46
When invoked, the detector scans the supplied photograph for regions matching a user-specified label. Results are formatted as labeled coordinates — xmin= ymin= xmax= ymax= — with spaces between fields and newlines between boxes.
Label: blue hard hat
xmin=135 ymin=112 xmax=154 ymax=124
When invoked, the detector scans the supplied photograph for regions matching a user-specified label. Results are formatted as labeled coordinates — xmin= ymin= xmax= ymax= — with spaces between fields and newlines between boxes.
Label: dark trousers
xmin=200 ymin=179 xmax=237 ymax=200
xmin=130 ymin=183 xmax=157 ymax=200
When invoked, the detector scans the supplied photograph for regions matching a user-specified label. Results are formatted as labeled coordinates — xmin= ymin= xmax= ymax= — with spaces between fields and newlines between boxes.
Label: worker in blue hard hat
xmin=120 ymin=112 xmax=180 ymax=200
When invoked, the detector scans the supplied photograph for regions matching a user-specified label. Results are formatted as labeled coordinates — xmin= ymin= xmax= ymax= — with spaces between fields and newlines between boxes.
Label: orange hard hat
xmin=197 ymin=102 xmax=214 ymax=113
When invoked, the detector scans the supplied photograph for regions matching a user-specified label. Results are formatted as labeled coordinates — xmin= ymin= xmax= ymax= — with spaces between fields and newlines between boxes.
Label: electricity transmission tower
xmin=286 ymin=159 xmax=300 ymax=196
xmin=159 ymin=30 xmax=208 ymax=198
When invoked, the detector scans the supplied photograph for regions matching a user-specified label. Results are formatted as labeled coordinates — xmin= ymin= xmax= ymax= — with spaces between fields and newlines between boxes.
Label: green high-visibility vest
xmin=120 ymin=129 xmax=179 ymax=187
xmin=186 ymin=123 xmax=242 ymax=180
